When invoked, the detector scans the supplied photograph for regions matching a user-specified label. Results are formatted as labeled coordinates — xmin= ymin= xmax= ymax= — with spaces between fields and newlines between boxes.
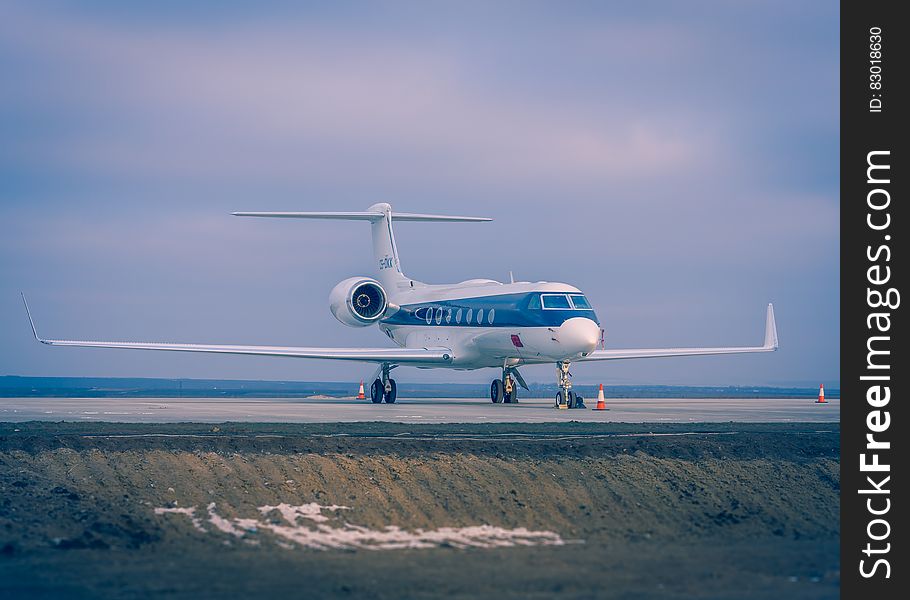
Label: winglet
xmin=763 ymin=303 xmax=779 ymax=350
xmin=21 ymin=293 xmax=44 ymax=343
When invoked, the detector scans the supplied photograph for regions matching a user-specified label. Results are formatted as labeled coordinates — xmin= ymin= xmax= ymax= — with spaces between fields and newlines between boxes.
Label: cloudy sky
xmin=0 ymin=1 xmax=839 ymax=386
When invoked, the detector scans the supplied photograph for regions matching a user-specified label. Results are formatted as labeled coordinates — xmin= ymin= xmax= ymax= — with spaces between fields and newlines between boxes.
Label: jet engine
xmin=329 ymin=277 xmax=390 ymax=327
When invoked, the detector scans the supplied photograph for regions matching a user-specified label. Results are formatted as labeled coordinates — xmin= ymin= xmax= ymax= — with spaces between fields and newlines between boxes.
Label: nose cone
xmin=558 ymin=317 xmax=600 ymax=356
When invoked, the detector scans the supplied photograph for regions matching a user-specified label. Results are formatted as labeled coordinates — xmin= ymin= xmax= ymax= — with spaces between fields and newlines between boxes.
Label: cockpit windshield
xmin=541 ymin=294 xmax=572 ymax=309
xmin=532 ymin=293 xmax=594 ymax=310
xmin=569 ymin=295 xmax=592 ymax=310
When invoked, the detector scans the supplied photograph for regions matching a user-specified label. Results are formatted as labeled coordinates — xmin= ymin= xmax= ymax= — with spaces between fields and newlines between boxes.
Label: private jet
xmin=23 ymin=203 xmax=778 ymax=406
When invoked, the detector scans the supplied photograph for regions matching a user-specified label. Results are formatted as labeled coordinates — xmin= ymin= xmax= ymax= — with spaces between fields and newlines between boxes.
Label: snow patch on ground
xmin=205 ymin=502 xmax=246 ymax=537
xmin=259 ymin=502 xmax=350 ymax=523
xmin=155 ymin=502 xmax=565 ymax=551
xmin=154 ymin=506 xmax=204 ymax=532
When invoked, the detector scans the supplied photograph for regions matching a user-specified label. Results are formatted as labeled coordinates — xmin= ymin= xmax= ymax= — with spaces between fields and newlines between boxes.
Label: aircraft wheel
xmin=370 ymin=379 xmax=384 ymax=404
xmin=504 ymin=383 xmax=518 ymax=404
xmin=490 ymin=379 xmax=504 ymax=403
xmin=567 ymin=391 xmax=576 ymax=409
xmin=384 ymin=379 xmax=397 ymax=403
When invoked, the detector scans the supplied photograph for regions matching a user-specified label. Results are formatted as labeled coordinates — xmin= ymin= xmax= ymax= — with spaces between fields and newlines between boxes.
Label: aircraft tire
xmin=384 ymin=379 xmax=397 ymax=403
xmin=490 ymin=379 xmax=504 ymax=403
xmin=556 ymin=390 xmax=575 ymax=409
xmin=370 ymin=379 xmax=383 ymax=404
xmin=504 ymin=382 xmax=518 ymax=404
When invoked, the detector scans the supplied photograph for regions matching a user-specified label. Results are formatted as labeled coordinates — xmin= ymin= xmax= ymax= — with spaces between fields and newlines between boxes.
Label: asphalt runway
xmin=0 ymin=396 xmax=839 ymax=423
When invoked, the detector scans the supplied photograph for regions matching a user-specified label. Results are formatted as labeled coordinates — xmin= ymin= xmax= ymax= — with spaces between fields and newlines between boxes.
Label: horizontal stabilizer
xmin=390 ymin=212 xmax=491 ymax=222
xmin=233 ymin=211 xmax=491 ymax=222
xmin=233 ymin=211 xmax=379 ymax=220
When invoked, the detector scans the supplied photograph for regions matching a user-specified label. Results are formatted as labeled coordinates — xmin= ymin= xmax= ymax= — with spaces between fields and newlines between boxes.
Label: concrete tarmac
xmin=0 ymin=396 xmax=839 ymax=423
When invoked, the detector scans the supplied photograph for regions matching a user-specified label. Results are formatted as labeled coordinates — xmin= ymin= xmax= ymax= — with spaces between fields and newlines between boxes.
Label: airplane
xmin=22 ymin=202 xmax=778 ymax=407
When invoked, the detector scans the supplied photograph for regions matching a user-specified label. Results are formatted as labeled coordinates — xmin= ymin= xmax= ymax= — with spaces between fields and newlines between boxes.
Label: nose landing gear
xmin=555 ymin=361 xmax=584 ymax=409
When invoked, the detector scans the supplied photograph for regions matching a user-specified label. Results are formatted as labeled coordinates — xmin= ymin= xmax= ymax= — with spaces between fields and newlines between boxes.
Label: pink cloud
xmin=2 ymin=4 xmax=726 ymax=185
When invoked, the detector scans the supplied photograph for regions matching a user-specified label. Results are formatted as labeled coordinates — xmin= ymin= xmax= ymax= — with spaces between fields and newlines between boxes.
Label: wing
xmin=579 ymin=304 xmax=778 ymax=362
xmin=21 ymin=295 xmax=451 ymax=365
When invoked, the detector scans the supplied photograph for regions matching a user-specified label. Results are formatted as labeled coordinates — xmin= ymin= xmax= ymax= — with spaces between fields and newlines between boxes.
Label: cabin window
xmin=425 ymin=307 xmax=433 ymax=324
xmin=435 ymin=307 xmax=443 ymax=325
xmin=527 ymin=294 xmax=541 ymax=309
xmin=445 ymin=308 xmax=452 ymax=324
xmin=466 ymin=308 xmax=473 ymax=323
xmin=569 ymin=295 xmax=593 ymax=310
xmin=477 ymin=308 xmax=484 ymax=324
xmin=456 ymin=308 xmax=463 ymax=323
xmin=541 ymin=294 xmax=571 ymax=309
xmin=488 ymin=308 xmax=495 ymax=324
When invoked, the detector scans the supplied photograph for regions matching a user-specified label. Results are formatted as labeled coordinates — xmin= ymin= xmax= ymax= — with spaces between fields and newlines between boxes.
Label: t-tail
xmin=233 ymin=203 xmax=491 ymax=290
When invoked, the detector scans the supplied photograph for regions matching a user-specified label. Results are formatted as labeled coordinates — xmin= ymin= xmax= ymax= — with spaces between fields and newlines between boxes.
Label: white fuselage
xmin=377 ymin=279 xmax=602 ymax=369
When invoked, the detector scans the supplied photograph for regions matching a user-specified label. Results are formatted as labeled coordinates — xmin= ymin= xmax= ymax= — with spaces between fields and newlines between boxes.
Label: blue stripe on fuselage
xmin=380 ymin=292 xmax=600 ymax=328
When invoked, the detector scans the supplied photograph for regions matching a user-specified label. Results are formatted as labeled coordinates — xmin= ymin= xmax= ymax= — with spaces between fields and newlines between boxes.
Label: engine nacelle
xmin=329 ymin=277 xmax=389 ymax=327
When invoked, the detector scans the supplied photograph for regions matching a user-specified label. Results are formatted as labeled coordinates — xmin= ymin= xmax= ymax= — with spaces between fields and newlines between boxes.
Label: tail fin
xmin=233 ymin=203 xmax=491 ymax=290
xmin=369 ymin=203 xmax=408 ymax=290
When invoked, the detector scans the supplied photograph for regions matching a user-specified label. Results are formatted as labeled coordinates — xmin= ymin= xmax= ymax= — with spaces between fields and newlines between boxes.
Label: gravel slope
xmin=0 ymin=422 xmax=840 ymax=599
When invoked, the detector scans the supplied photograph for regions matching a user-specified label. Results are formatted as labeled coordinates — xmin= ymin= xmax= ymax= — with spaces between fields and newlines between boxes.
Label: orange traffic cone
xmin=816 ymin=384 xmax=826 ymax=404
xmin=357 ymin=380 xmax=366 ymax=400
xmin=593 ymin=384 xmax=607 ymax=411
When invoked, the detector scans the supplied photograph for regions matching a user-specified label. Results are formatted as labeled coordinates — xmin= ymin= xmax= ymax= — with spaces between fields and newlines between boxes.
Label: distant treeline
xmin=0 ymin=376 xmax=839 ymax=399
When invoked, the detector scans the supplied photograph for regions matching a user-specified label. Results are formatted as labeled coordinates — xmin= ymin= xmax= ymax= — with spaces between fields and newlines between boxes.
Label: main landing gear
xmin=490 ymin=368 xmax=519 ymax=404
xmin=555 ymin=361 xmax=585 ymax=409
xmin=370 ymin=364 xmax=397 ymax=404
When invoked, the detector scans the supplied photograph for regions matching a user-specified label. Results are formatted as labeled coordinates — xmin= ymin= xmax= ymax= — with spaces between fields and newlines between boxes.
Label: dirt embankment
xmin=2 ymin=447 xmax=839 ymax=551
xmin=0 ymin=422 xmax=840 ymax=599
